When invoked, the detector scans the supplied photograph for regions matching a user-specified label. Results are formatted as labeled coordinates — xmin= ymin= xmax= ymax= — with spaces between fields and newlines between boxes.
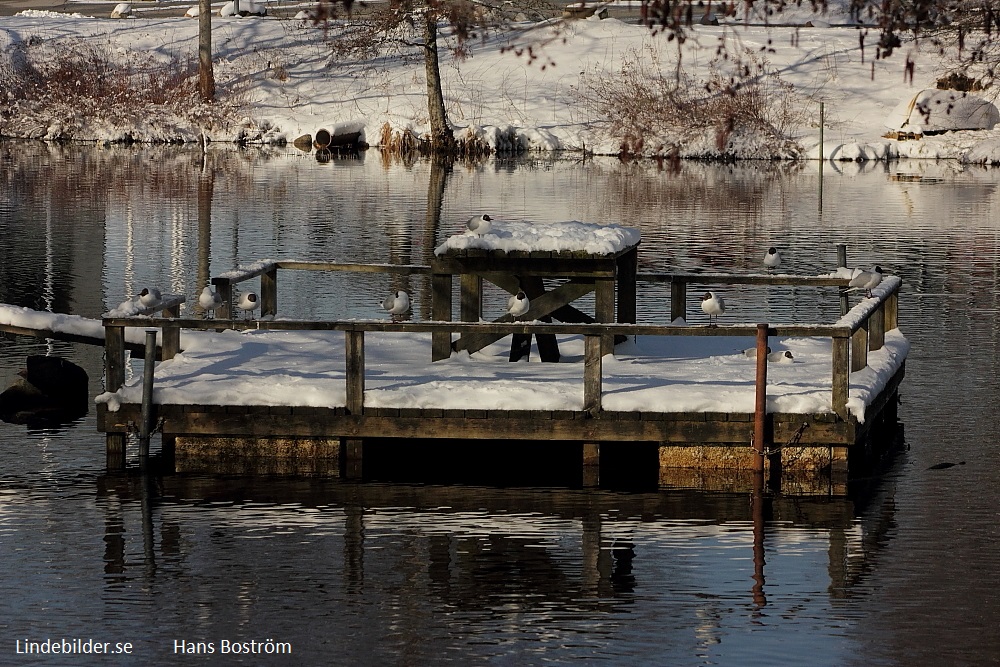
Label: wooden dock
xmin=90 ymin=257 xmax=906 ymax=494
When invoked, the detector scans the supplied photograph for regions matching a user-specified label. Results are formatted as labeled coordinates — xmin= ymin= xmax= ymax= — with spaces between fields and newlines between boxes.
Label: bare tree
xmin=198 ymin=0 xmax=215 ymax=101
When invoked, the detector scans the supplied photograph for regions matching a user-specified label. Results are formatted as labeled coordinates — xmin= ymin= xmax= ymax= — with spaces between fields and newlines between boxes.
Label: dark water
xmin=1 ymin=142 xmax=999 ymax=665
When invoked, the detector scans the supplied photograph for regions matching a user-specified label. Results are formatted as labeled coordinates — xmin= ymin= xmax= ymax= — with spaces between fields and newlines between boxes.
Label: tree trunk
xmin=423 ymin=11 xmax=455 ymax=152
xmin=199 ymin=0 xmax=215 ymax=101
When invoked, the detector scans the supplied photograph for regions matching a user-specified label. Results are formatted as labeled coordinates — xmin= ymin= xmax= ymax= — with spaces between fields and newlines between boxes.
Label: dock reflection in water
xmin=92 ymin=457 xmax=900 ymax=665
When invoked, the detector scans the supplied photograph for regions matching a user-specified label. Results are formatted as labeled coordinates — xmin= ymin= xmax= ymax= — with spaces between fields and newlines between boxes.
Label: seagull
xmin=382 ymin=290 xmax=410 ymax=320
xmin=237 ymin=292 xmax=259 ymax=319
xmin=507 ymin=290 xmax=530 ymax=318
xmin=741 ymin=345 xmax=772 ymax=359
xmin=466 ymin=214 xmax=492 ymax=237
xmin=848 ymin=265 xmax=884 ymax=297
xmin=199 ymin=286 xmax=224 ymax=317
xmin=741 ymin=347 xmax=794 ymax=362
xmin=700 ymin=291 xmax=725 ymax=327
xmin=138 ymin=288 xmax=161 ymax=308
xmin=763 ymin=246 xmax=781 ymax=271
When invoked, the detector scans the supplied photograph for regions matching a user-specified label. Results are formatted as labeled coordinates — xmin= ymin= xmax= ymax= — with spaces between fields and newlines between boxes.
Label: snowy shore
xmin=2 ymin=1 xmax=1000 ymax=161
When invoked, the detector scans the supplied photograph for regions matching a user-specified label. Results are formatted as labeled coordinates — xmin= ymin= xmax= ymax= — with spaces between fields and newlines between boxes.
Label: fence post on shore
xmin=139 ymin=329 xmax=158 ymax=469
xmin=753 ymin=323 xmax=768 ymax=475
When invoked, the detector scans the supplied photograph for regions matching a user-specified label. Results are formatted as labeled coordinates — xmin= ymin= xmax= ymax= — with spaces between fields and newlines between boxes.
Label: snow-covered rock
xmin=886 ymin=89 xmax=1000 ymax=135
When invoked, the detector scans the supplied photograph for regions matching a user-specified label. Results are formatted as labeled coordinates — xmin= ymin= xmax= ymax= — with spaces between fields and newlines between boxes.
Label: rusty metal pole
xmin=753 ymin=323 xmax=768 ymax=475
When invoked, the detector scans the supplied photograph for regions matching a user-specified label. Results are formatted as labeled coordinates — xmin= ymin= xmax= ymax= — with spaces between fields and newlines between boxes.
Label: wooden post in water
xmin=104 ymin=324 xmax=127 ymax=469
xmin=753 ymin=323 xmax=768 ymax=475
xmin=583 ymin=334 xmax=602 ymax=487
xmin=139 ymin=329 xmax=157 ymax=469
xmin=345 ymin=328 xmax=365 ymax=479
xmin=818 ymin=102 xmax=825 ymax=215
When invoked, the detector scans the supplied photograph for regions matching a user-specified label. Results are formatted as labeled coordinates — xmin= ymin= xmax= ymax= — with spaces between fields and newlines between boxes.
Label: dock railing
xmin=103 ymin=270 xmax=901 ymax=422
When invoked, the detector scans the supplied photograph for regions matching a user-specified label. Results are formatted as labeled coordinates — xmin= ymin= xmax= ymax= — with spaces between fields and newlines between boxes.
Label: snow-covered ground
xmin=2 ymin=0 xmax=999 ymax=160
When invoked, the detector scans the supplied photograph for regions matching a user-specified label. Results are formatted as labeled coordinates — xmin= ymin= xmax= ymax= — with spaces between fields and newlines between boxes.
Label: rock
xmin=0 ymin=356 xmax=89 ymax=426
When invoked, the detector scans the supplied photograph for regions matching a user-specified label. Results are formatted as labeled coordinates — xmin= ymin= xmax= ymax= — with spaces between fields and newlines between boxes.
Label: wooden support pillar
xmin=519 ymin=275 xmax=559 ymax=362
xmin=582 ymin=443 xmax=600 ymax=488
xmin=616 ymin=247 xmax=638 ymax=325
xmin=261 ymin=266 xmax=278 ymax=318
xmin=104 ymin=323 xmax=128 ymax=470
xmin=460 ymin=273 xmax=481 ymax=322
xmin=584 ymin=334 xmax=602 ymax=415
xmin=670 ymin=279 xmax=686 ymax=322
xmin=595 ymin=277 xmax=615 ymax=355
xmin=851 ymin=325 xmax=868 ymax=372
xmin=832 ymin=336 xmax=849 ymax=420
xmin=431 ymin=272 xmax=452 ymax=361
xmin=345 ymin=328 xmax=365 ymax=480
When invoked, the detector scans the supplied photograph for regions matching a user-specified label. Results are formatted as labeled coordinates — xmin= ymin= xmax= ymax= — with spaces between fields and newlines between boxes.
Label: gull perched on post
xmin=507 ymin=290 xmax=530 ymax=319
xmin=466 ymin=214 xmax=492 ymax=237
xmin=238 ymin=292 xmax=259 ymax=319
xmin=763 ymin=246 xmax=781 ymax=271
xmin=700 ymin=291 xmax=725 ymax=327
xmin=382 ymin=290 xmax=410 ymax=321
xmin=138 ymin=288 xmax=161 ymax=309
xmin=199 ymin=286 xmax=224 ymax=318
xmin=848 ymin=265 xmax=884 ymax=297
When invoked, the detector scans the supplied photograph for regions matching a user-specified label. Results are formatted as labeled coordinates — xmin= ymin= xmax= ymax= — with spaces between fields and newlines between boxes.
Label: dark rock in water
xmin=0 ymin=355 xmax=89 ymax=426
xmin=927 ymin=461 xmax=966 ymax=470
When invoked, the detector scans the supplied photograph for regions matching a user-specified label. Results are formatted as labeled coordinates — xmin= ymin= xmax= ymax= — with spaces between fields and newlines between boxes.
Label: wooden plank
xmin=104 ymin=403 xmax=856 ymax=445
xmin=275 ymin=261 xmax=432 ymax=275
xmin=851 ymin=325 xmax=868 ymax=372
xmin=584 ymin=334 xmax=602 ymax=415
xmin=640 ymin=273 xmax=850 ymax=287
xmin=345 ymin=329 xmax=365 ymax=414
xmin=434 ymin=255 xmax=618 ymax=277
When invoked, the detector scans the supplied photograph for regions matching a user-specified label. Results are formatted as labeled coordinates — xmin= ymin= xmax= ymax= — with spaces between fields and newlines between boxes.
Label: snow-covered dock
xmin=91 ymin=266 xmax=905 ymax=494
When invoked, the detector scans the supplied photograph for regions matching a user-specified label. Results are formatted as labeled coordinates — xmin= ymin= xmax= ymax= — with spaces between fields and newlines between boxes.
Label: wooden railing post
xmin=215 ymin=279 xmax=233 ymax=320
xmin=162 ymin=302 xmax=181 ymax=360
xmin=345 ymin=328 xmax=365 ymax=414
xmin=885 ymin=291 xmax=898 ymax=331
xmin=261 ymin=265 xmax=278 ymax=318
xmin=595 ymin=277 xmax=615 ymax=355
xmin=670 ymin=278 xmax=687 ymax=322
xmin=460 ymin=273 xmax=481 ymax=322
xmin=870 ymin=303 xmax=885 ymax=351
xmin=851 ymin=324 xmax=868 ymax=372
xmin=584 ymin=333 xmax=602 ymax=415
xmin=832 ymin=334 xmax=850 ymax=420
